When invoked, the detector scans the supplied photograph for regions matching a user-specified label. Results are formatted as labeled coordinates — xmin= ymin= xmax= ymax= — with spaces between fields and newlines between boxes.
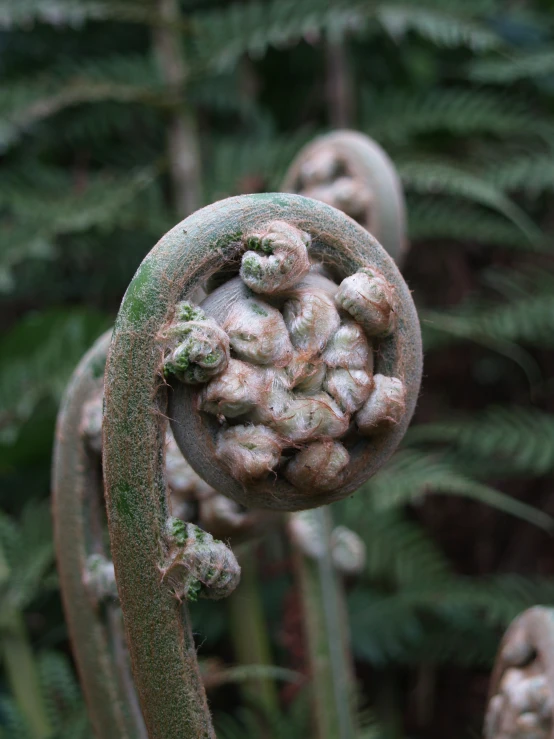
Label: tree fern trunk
xmin=154 ymin=0 xmax=201 ymax=217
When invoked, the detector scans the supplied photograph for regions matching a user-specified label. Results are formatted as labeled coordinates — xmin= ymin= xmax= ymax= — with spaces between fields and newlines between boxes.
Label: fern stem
xmin=52 ymin=331 xmax=147 ymax=739
xmin=228 ymin=543 xmax=280 ymax=716
xmin=154 ymin=0 xmax=201 ymax=217
xmin=0 ymin=543 xmax=51 ymax=739
xmin=293 ymin=508 xmax=357 ymax=739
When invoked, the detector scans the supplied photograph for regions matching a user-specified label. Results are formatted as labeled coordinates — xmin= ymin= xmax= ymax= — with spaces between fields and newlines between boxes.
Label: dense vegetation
xmin=1 ymin=0 xmax=554 ymax=736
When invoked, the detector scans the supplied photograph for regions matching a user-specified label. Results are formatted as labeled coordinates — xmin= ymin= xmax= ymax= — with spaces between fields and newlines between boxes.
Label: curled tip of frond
xmin=356 ymin=374 xmax=406 ymax=435
xmin=331 ymin=526 xmax=367 ymax=576
xmin=240 ymin=220 xmax=311 ymax=294
xmin=270 ymin=392 xmax=350 ymax=443
xmin=485 ymin=608 xmax=554 ymax=739
xmin=283 ymin=288 xmax=341 ymax=357
xmin=322 ymin=320 xmax=373 ymax=370
xmin=164 ymin=319 xmax=230 ymax=384
xmin=285 ymin=355 xmax=326 ymax=394
xmin=161 ymin=519 xmax=240 ymax=602
xmin=302 ymin=177 xmax=373 ymax=222
xmin=223 ymin=298 xmax=293 ymax=367
xmin=164 ymin=215 xmax=415 ymax=505
xmin=215 ymin=424 xmax=284 ymax=484
xmin=300 ymin=148 xmax=340 ymax=186
xmin=486 ymin=668 xmax=551 ymax=739
xmin=324 ymin=367 xmax=374 ymax=414
xmin=199 ymin=359 xmax=266 ymax=418
xmin=284 ymin=439 xmax=350 ymax=492
xmin=336 ymin=269 xmax=396 ymax=336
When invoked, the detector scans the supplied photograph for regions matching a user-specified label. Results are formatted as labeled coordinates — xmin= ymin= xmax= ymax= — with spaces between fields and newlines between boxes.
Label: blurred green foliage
xmin=1 ymin=0 xmax=554 ymax=736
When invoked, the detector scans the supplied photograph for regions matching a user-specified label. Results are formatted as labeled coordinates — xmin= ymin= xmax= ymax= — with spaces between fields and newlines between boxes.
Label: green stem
xmin=228 ymin=544 xmax=279 ymax=716
xmin=0 ymin=544 xmax=51 ymax=739
xmin=293 ymin=508 xmax=357 ymax=739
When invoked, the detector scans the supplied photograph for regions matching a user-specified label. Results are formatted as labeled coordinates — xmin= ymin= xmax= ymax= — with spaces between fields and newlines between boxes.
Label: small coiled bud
xmin=330 ymin=526 xmax=367 ymax=575
xmin=215 ymin=425 xmax=283 ymax=484
xmin=322 ymin=320 xmax=373 ymax=371
xmin=356 ymin=374 xmax=406 ymax=435
xmin=324 ymin=368 xmax=374 ymax=413
xmin=286 ymin=356 xmax=326 ymax=394
xmin=271 ymin=392 xmax=349 ymax=443
xmin=283 ymin=288 xmax=341 ymax=357
xmin=199 ymin=359 xmax=266 ymax=418
xmin=284 ymin=440 xmax=349 ymax=492
xmin=161 ymin=518 xmax=240 ymax=602
xmin=335 ymin=269 xmax=396 ymax=336
xmin=240 ymin=220 xmax=311 ymax=294
xmin=223 ymin=298 xmax=293 ymax=367
xmin=288 ymin=511 xmax=365 ymax=574
xmin=164 ymin=309 xmax=230 ymax=384
xmin=300 ymin=148 xmax=339 ymax=186
xmin=302 ymin=177 xmax=373 ymax=221
xmin=485 ymin=608 xmax=554 ymax=739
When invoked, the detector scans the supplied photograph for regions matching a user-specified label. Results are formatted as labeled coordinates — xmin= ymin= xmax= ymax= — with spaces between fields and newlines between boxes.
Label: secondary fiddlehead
xmin=282 ymin=130 xmax=408 ymax=266
xmin=103 ymin=192 xmax=421 ymax=737
xmin=52 ymin=331 xmax=147 ymax=739
xmin=485 ymin=607 xmax=554 ymax=739
xmin=54 ymin=334 xmax=259 ymax=737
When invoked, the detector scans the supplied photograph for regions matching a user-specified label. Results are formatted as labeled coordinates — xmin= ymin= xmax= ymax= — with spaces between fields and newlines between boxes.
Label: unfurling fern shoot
xmin=103 ymin=193 xmax=421 ymax=737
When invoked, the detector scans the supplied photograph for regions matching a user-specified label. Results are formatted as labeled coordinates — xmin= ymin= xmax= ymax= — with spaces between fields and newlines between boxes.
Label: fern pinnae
xmin=376 ymin=4 xmax=502 ymax=51
xmin=397 ymin=158 xmax=542 ymax=243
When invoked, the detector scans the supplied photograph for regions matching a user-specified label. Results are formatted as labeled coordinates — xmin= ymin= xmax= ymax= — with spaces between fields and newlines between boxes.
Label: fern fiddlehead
xmin=102 ymin=192 xmax=421 ymax=736
xmin=282 ymin=130 xmax=408 ymax=266
xmin=485 ymin=607 xmax=554 ymax=739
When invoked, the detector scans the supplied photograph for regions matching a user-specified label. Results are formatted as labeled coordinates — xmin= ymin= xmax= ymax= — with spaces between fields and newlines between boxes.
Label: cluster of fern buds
xmin=163 ymin=219 xmax=406 ymax=499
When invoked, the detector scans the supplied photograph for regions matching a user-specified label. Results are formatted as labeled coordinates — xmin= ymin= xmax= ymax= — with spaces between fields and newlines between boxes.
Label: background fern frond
xmin=362 ymin=88 xmax=554 ymax=146
xmin=0 ymin=0 xmax=155 ymax=29
xmin=470 ymin=49 xmax=554 ymax=83
xmin=485 ymin=155 xmax=554 ymax=197
xmin=192 ymin=0 xmax=371 ymax=71
xmin=422 ymin=289 xmax=554 ymax=348
xmin=0 ymin=309 xmax=110 ymax=447
xmin=376 ymin=5 xmax=501 ymax=51
xmin=398 ymin=159 xmax=541 ymax=240
xmin=407 ymin=197 xmax=542 ymax=249
xmin=409 ymin=407 xmax=554 ymax=477
xmin=334 ymin=504 xmax=452 ymax=587
xmin=354 ymin=450 xmax=552 ymax=530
